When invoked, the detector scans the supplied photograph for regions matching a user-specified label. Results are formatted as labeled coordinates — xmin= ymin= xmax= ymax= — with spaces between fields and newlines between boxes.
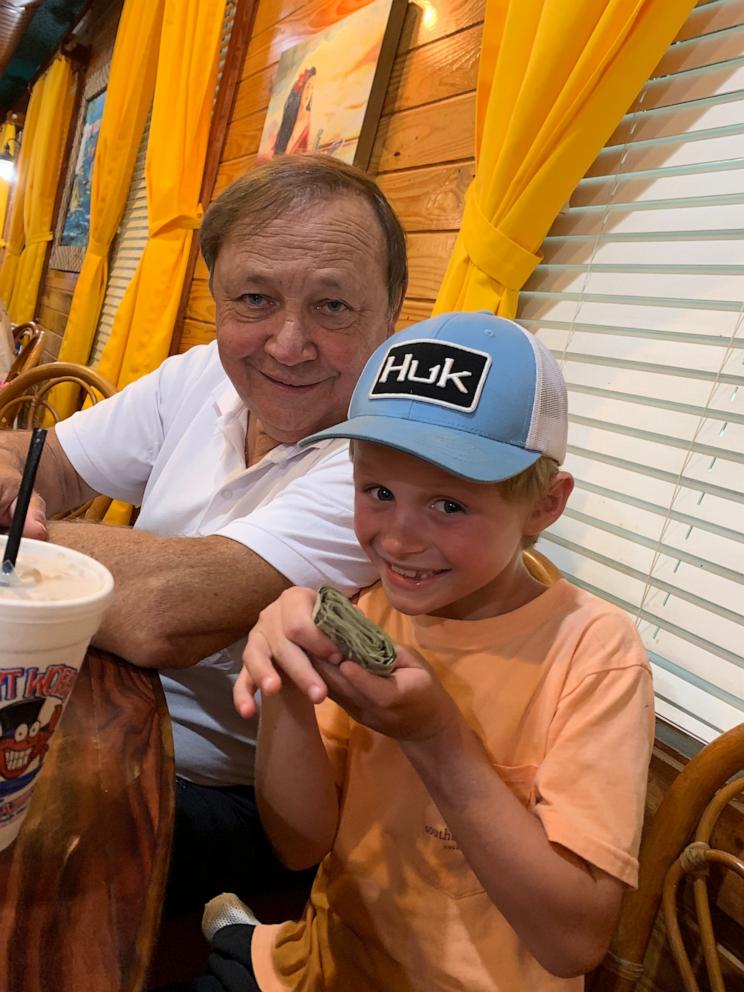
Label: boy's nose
xmin=379 ymin=516 xmax=427 ymax=559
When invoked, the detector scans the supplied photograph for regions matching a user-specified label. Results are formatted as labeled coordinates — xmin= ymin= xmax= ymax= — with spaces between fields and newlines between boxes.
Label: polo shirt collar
xmin=212 ymin=378 xmax=343 ymax=464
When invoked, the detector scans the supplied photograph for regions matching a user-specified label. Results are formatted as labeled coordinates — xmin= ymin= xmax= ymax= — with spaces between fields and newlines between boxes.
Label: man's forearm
xmin=46 ymin=520 xmax=290 ymax=668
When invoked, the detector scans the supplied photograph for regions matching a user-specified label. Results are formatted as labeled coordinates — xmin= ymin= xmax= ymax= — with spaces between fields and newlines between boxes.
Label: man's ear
xmin=525 ymin=471 xmax=574 ymax=537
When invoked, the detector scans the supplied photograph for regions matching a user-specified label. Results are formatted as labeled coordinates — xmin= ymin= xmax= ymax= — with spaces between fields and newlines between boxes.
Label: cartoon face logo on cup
xmin=0 ymin=665 xmax=76 ymax=818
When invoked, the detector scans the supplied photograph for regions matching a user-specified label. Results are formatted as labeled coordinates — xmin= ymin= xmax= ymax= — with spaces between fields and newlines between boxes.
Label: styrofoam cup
xmin=0 ymin=538 xmax=114 ymax=851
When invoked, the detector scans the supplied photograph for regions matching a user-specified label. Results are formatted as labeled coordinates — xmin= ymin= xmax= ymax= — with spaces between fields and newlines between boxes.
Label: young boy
xmin=197 ymin=312 xmax=654 ymax=991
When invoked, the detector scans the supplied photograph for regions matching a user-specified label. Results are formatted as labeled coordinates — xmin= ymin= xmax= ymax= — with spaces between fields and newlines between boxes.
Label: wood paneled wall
xmin=178 ymin=0 xmax=484 ymax=353
xmin=37 ymin=0 xmax=122 ymax=362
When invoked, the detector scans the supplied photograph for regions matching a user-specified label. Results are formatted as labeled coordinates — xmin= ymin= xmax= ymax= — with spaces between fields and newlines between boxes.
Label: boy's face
xmin=353 ymin=442 xmax=544 ymax=621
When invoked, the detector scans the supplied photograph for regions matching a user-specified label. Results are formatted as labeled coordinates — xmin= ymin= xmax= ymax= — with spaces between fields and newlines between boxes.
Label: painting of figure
xmin=257 ymin=0 xmax=405 ymax=167
xmin=60 ymin=87 xmax=106 ymax=247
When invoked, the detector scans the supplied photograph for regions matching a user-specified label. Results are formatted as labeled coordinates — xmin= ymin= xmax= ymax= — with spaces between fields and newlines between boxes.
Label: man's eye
xmin=368 ymin=485 xmax=394 ymax=502
xmin=318 ymin=299 xmax=348 ymax=315
xmin=432 ymin=498 xmax=465 ymax=515
xmin=241 ymin=293 xmax=268 ymax=307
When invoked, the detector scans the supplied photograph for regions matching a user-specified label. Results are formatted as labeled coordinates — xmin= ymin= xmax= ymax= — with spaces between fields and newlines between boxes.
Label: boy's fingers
xmin=386 ymin=644 xmax=427 ymax=670
xmin=271 ymin=638 xmax=328 ymax=702
xmin=280 ymin=611 xmax=344 ymax=664
xmin=233 ymin=667 xmax=259 ymax=720
xmin=315 ymin=659 xmax=367 ymax=711
xmin=316 ymin=658 xmax=393 ymax=709
xmin=339 ymin=660 xmax=399 ymax=703
xmin=243 ymin=629 xmax=282 ymax=694
xmin=247 ymin=627 xmax=327 ymax=704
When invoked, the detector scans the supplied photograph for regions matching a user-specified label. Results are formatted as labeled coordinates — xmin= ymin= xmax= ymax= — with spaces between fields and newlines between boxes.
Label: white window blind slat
xmin=573 ymin=167 xmax=744 ymax=206
xmin=633 ymin=62 xmax=744 ymax=115
xmin=654 ymin=21 xmax=744 ymax=76
xmin=521 ymin=296 xmax=740 ymax=336
xmin=520 ymin=0 xmax=744 ymax=744
xmin=541 ymin=237 xmax=744 ymax=267
xmin=652 ymin=669 xmax=742 ymax=735
xmin=589 ymin=132 xmax=744 ymax=179
xmin=528 ymin=268 xmax=744 ymax=304
xmin=676 ymin=0 xmax=744 ymax=44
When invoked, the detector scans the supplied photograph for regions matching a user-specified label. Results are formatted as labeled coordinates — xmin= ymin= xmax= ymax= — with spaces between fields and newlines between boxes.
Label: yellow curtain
xmin=0 ymin=122 xmax=17 ymax=249
xmin=97 ymin=0 xmax=226 ymax=390
xmin=7 ymin=56 xmax=77 ymax=323
xmin=434 ymin=0 xmax=697 ymax=318
xmin=53 ymin=0 xmax=165 ymax=420
xmin=97 ymin=0 xmax=225 ymax=525
xmin=0 ymin=79 xmax=45 ymax=304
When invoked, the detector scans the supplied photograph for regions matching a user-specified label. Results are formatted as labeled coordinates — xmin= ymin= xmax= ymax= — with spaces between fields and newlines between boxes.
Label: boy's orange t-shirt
xmin=252 ymin=580 xmax=654 ymax=992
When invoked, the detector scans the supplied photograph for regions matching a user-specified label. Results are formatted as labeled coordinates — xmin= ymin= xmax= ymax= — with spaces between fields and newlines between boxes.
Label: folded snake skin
xmin=312 ymin=585 xmax=397 ymax=677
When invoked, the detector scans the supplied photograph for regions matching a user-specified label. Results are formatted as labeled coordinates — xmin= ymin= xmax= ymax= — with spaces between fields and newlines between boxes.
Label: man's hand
xmin=0 ymin=458 xmax=48 ymax=539
xmin=235 ymin=586 xmax=343 ymax=719
xmin=317 ymin=646 xmax=461 ymax=743
xmin=0 ymin=429 xmax=94 ymax=539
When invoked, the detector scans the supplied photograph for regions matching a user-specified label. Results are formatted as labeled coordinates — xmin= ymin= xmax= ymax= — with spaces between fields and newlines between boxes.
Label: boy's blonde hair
xmin=496 ymin=455 xmax=560 ymax=549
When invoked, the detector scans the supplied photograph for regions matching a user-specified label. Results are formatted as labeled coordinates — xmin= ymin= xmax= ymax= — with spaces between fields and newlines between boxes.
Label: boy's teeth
xmin=392 ymin=565 xmax=438 ymax=579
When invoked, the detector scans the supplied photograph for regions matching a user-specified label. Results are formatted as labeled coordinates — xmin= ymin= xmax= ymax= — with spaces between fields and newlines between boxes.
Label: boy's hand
xmin=234 ymin=586 xmax=344 ymax=719
xmin=317 ymin=645 xmax=460 ymax=744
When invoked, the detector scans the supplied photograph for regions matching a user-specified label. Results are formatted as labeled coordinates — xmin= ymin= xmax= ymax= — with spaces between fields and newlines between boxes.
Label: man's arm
xmin=0 ymin=429 xmax=97 ymax=535
xmin=46 ymin=520 xmax=291 ymax=668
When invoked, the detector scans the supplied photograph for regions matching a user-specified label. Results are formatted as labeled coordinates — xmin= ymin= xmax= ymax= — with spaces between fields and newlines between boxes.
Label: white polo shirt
xmin=56 ymin=342 xmax=377 ymax=786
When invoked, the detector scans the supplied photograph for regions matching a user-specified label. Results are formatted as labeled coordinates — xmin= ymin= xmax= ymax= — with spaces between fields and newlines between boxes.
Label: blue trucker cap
xmin=302 ymin=311 xmax=568 ymax=482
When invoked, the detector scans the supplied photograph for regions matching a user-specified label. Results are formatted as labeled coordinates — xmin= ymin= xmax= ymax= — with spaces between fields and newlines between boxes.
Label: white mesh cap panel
xmin=521 ymin=328 xmax=568 ymax=462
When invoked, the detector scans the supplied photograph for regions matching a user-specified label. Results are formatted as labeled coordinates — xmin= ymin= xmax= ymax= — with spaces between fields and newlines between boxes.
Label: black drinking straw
xmin=2 ymin=427 xmax=47 ymax=574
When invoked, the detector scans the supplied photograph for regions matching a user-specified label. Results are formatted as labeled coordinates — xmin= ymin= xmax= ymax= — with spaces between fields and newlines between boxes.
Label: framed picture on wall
xmin=257 ymin=0 xmax=407 ymax=170
xmin=50 ymin=62 xmax=109 ymax=272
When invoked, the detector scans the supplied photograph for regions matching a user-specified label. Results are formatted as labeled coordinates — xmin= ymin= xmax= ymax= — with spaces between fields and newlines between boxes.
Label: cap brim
xmin=302 ymin=415 xmax=541 ymax=482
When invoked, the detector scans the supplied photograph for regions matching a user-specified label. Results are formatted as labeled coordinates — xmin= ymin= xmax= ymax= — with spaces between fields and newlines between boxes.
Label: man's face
xmin=212 ymin=194 xmax=396 ymax=444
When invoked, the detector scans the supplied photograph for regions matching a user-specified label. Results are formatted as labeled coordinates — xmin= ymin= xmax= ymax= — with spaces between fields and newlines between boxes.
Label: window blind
xmin=518 ymin=0 xmax=744 ymax=744
xmin=89 ymin=0 xmax=237 ymax=365
xmin=89 ymin=114 xmax=149 ymax=365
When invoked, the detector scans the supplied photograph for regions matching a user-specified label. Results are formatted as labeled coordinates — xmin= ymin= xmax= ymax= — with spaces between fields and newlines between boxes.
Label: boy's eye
xmin=432 ymin=498 xmax=465 ymax=515
xmin=368 ymin=485 xmax=394 ymax=502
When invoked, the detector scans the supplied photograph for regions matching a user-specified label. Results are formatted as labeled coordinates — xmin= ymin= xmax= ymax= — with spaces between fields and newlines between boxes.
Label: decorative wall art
xmin=257 ymin=0 xmax=406 ymax=168
xmin=51 ymin=61 xmax=109 ymax=272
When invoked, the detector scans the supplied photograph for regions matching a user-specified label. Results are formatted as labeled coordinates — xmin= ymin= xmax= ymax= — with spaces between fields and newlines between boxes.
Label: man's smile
xmin=256 ymin=368 xmax=329 ymax=391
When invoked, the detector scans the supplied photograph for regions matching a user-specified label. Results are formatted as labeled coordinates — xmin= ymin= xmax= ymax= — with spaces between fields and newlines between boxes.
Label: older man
xmin=0 ymin=155 xmax=406 ymax=910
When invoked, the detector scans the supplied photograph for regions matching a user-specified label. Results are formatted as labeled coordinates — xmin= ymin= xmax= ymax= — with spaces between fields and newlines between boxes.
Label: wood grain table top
xmin=0 ymin=648 xmax=175 ymax=992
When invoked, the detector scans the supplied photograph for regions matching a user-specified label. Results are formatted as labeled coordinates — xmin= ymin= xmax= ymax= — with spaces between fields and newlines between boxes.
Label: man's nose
xmin=265 ymin=315 xmax=316 ymax=365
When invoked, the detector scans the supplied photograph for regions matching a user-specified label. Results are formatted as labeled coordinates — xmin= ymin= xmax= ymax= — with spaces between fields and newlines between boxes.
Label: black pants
xmin=154 ymin=924 xmax=261 ymax=992
xmin=165 ymin=777 xmax=315 ymax=918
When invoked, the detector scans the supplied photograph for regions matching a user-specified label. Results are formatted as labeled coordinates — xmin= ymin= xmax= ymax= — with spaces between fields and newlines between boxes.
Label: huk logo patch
xmin=370 ymin=339 xmax=491 ymax=412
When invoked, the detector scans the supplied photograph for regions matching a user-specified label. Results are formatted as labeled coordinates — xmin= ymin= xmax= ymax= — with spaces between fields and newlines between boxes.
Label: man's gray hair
xmin=200 ymin=154 xmax=407 ymax=312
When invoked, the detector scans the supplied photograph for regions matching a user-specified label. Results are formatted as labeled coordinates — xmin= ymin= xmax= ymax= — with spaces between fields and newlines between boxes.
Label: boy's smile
xmin=353 ymin=443 xmax=549 ymax=621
